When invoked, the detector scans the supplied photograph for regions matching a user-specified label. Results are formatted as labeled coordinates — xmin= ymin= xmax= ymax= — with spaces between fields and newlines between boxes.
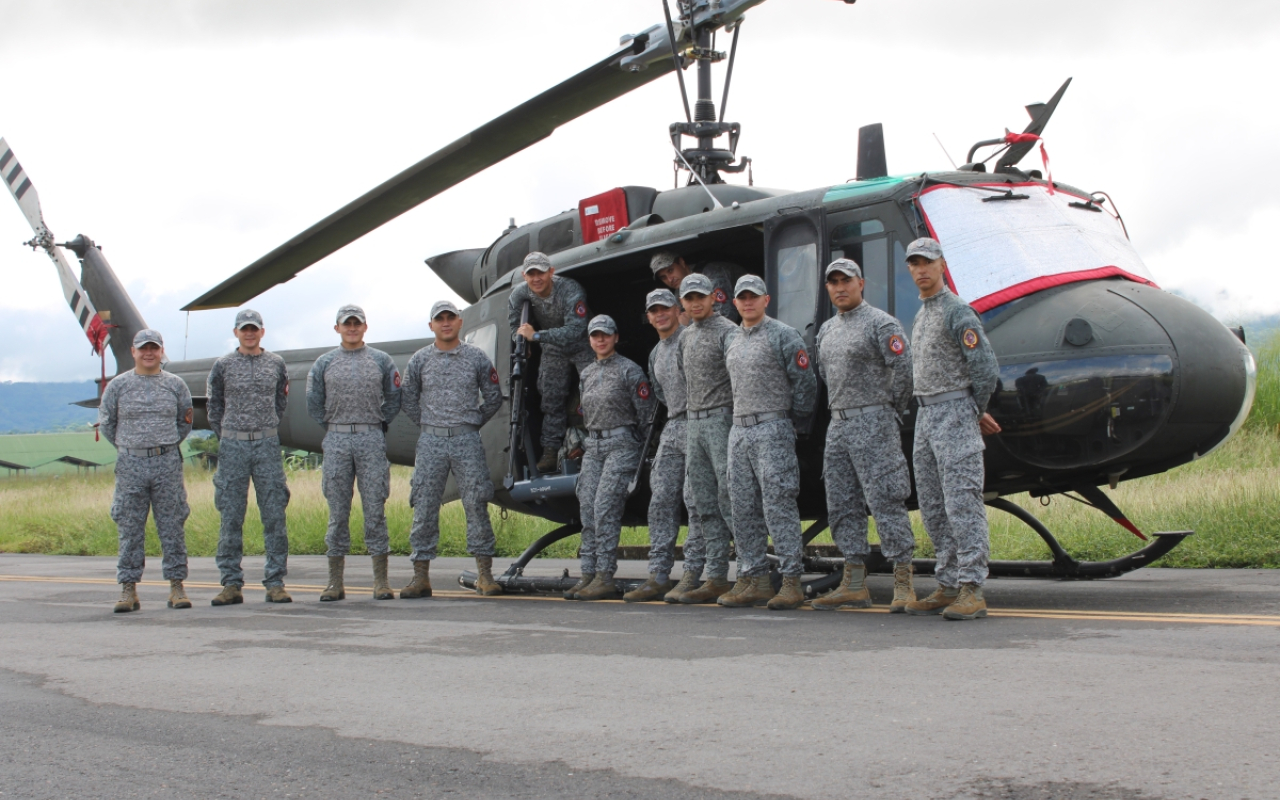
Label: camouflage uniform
xmin=400 ymin=342 xmax=503 ymax=560
xmin=698 ymin=261 xmax=745 ymax=323
xmin=725 ymin=317 xmax=817 ymax=577
xmin=206 ymin=349 xmax=291 ymax=588
xmin=677 ymin=313 xmax=740 ymax=580
xmin=306 ymin=345 xmax=402 ymax=557
xmin=98 ymin=370 xmax=193 ymax=584
xmin=507 ymin=276 xmax=593 ymax=449
xmin=575 ymin=353 xmax=655 ymax=577
xmin=816 ymin=302 xmax=915 ymax=565
xmin=647 ymin=325 xmax=700 ymax=578
xmin=911 ymin=286 xmax=1000 ymax=587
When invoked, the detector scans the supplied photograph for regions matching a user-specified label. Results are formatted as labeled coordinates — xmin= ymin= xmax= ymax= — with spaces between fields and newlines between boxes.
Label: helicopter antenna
xmin=661 ymin=0 xmax=692 ymax=123
xmin=673 ymin=146 xmax=724 ymax=209
xmin=932 ymin=133 xmax=957 ymax=169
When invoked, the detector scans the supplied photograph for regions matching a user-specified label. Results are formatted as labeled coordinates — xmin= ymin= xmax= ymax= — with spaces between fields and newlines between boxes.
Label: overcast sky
xmin=2 ymin=0 xmax=1277 ymax=381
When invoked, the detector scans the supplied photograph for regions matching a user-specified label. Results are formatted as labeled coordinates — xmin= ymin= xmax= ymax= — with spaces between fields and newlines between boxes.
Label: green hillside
xmin=0 ymin=381 xmax=99 ymax=433
xmin=0 ymin=431 xmax=196 ymax=475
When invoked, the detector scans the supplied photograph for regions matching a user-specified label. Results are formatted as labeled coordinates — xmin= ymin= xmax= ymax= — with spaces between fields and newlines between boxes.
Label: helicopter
xmin=4 ymin=0 xmax=1256 ymax=597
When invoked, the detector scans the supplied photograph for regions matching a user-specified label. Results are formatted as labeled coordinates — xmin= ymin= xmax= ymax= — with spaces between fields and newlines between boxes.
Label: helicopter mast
xmin=668 ymin=4 xmax=748 ymax=186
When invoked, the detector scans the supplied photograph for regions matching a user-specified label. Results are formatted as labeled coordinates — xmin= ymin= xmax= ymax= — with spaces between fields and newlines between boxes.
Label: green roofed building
xmin=0 ymin=432 xmax=197 ymax=476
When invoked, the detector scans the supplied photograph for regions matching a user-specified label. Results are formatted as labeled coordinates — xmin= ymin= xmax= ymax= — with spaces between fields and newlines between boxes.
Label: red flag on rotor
xmin=1004 ymin=131 xmax=1053 ymax=194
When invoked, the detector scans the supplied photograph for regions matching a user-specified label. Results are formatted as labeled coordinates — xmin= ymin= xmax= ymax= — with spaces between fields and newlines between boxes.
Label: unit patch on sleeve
xmin=574 ymin=300 xmax=587 ymax=318
xmin=637 ymin=381 xmax=651 ymax=400
xmin=490 ymin=367 xmax=500 ymax=384
xmin=962 ymin=329 xmax=979 ymax=349
xmin=796 ymin=349 xmax=810 ymax=369
xmin=713 ymin=288 xmax=728 ymax=304
xmin=393 ymin=370 xmax=402 ymax=387
xmin=888 ymin=335 xmax=905 ymax=355
xmin=184 ymin=408 xmax=194 ymax=425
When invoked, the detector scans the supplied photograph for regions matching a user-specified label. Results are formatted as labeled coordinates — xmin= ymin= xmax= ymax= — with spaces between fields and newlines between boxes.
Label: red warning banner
xmin=579 ymin=188 xmax=629 ymax=244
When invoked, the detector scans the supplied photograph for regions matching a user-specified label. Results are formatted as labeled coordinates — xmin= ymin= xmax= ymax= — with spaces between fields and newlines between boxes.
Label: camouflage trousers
xmin=409 ymin=431 xmax=496 ymax=560
xmin=538 ymin=349 xmax=594 ymax=450
xmin=728 ymin=419 xmax=803 ymax=577
xmin=112 ymin=450 xmax=189 ymax=584
xmin=914 ymin=397 xmax=989 ymax=587
xmin=685 ymin=411 xmax=735 ymax=579
xmin=214 ymin=436 xmax=290 ymax=588
xmin=321 ymin=429 xmax=391 ymax=557
xmin=646 ymin=418 xmax=699 ymax=577
xmin=575 ymin=431 xmax=641 ymax=577
xmin=823 ymin=409 xmax=914 ymax=566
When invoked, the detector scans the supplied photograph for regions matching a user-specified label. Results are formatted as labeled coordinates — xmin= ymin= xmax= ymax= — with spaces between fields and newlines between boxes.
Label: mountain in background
xmin=0 ymin=381 xmax=98 ymax=434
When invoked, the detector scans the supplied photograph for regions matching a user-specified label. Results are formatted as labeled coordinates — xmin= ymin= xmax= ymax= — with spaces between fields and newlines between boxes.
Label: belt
xmin=120 ymin=444 xmax=179 ymax=458
xmin=916 ymin=388 xmax=973 ymax=406
xmin=587 ymin=425 xmax=635 ymax=439
xmin=733 ymin=411 xmax=789 ymax=427
xmin=421 ymin=424 xmax=478 ymax=437
xmin=221 ymin=427 xmax=278 ymax=441
xmin=688 ymin=406 xmax=731 ymax=420
xmin=327 ymin=423 xmax=380 ymax=433
xmin=830 ymin=404 xmax=890 ymax=420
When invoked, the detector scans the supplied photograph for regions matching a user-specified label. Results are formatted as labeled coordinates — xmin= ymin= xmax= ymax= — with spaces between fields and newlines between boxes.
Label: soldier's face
xmin=733 ymin=291 xmax=769 ymax=326
xmin=430 ymin=311 xmax=461 ymax=344
xmin=657 ymin=260 xmax=690 ymax=291
xmin=334 ymin=317 xmax=367 ymax=347
xmin=234 ymin=324 xmax=263 ymax=351
xmin=524 ymin=268 xmax=553 ymax=296
xmin=682 ymin=292 xmax=715 ymax=321
xmin=825 ymin=272 xmax=864 ymax=312
xmin=908 ymin=256 xmax=947 ymax=298
xmin=589 ymin=331 xmax=618 ymax=358
xmin=646 ymin=304 xmax=679 ymax=334
xmin=132 ymin=342 xmax=163 ymax=372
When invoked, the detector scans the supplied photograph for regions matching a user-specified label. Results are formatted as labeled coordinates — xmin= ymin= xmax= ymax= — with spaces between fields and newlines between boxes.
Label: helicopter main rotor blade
xmin=996 ymin=78 xmax=1072 ymax=172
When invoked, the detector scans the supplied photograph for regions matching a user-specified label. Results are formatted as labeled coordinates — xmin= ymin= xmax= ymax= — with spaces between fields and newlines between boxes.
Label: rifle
xmin=503 ymin=301 xmax=531 ymax=490
xmin=626 ymin=405 xmax=661 ymax=497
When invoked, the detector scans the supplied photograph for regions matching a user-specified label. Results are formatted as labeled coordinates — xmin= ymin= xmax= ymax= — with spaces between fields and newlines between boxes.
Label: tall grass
xmin=1246 ymin=331 xmax=1280 ymax=435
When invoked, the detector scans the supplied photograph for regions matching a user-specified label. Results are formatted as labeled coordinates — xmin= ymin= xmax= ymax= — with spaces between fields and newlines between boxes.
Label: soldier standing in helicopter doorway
xmin=207 ymin=309 xmax=293 ymax=607
xmin=508 ymin=251 xmax=593 ymax=474
xmin=650 ymin=251 xmax=742 ymax=324
xmin=566 ymin=314 xmax=655 ymax=601
xmin=306 ymin=304 xmax=402 ymax=603
xmin=398 ymin=300 xmax=504 ymax=599
xmin=900 ymin=238 xmax=1001 ymax=621
xmin=811 ymin=259 xmax=917 ymax=612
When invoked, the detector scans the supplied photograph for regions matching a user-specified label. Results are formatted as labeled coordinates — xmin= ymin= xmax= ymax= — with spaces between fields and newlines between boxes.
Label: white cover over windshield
xmin=918 ymin=183 xmax=1156 ymax=312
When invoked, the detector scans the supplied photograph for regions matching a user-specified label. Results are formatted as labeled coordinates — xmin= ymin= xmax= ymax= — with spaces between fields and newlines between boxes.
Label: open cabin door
xmin=763 ymin=207 xmax=828 ymax=351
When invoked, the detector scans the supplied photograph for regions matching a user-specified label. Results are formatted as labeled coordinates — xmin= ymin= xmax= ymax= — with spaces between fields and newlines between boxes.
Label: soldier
xmin=306 ymin=304 xmax=402 ymax=602
xmin=899 ymin=238 xmax=1002 ymax=621
xmin=98 ymin=329 xmax=194 ymax=613
xmin=667 ymin=273 xmax=740 ymax=604
xmin=622 ymin=288 xmax=698 ymax=602
xmin=207 ymin=309 xmax=293 ymax=606
xmin=649 ymin=251 xmax=741 ymax=323
xmin=508 ymin=251 xmax=593 ymax=474
xmin=719 ymin=275 xmax=817 ymax=610
xmin=399 ymin=300 xmax=504 ymax=599
xmin=811 ymin=259 xmax=917 ymax=612
xmin=567 ymin=314 xmax=656 ymax=601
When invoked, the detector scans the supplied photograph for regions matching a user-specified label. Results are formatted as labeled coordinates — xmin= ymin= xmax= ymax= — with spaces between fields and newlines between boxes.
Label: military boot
xmin=718 ymin=574 xmax=753 ymax=603
xmin=536 ymin=447 xmax=559 ymax=473
xmin=371 ymin=554 xmax=396 ymax=600
xmin=942 ymin=583 xmax=988 ymax=620
xmin=623 ymin=573 xmax=676 ymax=602
xmin=576 ymin=573 xmax=618 ymax=601
xmin=888 ymin=563 xmax=916 ymax=614
xmin=264 ymin=585 xmax=292 ymax=603
xmin=563 ymin=573 xmax=595 ymax=600
xmin=400 ymin=560 xmax=433 ymax=599
xmin=475 ymin=556 xmax=503 ymax=596
xmin=767 ymin=576 xmax=804 ymax=610
xmin=811 ymin=563 xmax=871 ymax=610
xmin=320 ymin=556 xmax=346 ymax=601
xmin=211 ymin=584 xmax=244 ymax=606
xmin=114 ymin=582 xmax=139 ymax=613
xmin=678 ymin=575 xmax=731 ymax=604
xmin=904 ymin=584 xmax=959 ymax=616
xmin=717 ymin=575 xmax=775 ymax=608
xmin=167 ymin=579 xmax=192 ymax=609
xmin=662 ymin=572 xmax=699 ymax=604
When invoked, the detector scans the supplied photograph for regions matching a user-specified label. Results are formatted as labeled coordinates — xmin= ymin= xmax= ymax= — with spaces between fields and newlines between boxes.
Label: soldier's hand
xmin=678 ymin=310 xmax=692 ymax=327
xmin=516 ymin=323 xmax=537 ymax=341
xmin=979 ymin=413 xmax=1002 ymax=435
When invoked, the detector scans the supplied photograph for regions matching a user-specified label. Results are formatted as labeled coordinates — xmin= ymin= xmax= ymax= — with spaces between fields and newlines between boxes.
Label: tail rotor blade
xmin=1 ymin=137 xmax=46 ymax=235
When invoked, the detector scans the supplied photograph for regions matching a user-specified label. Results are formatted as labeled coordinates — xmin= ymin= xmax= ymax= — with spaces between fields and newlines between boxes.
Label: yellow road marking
xmin=3 ymin=574 xmax=1278 ymax=626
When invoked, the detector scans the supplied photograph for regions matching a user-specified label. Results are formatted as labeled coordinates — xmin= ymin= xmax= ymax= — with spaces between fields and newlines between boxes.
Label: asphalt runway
xmin=1 ymin=554 xmax=1277 ymax=800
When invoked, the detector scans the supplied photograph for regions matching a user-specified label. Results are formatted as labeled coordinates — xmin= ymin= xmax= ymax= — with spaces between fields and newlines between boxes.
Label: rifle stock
xmin=626 ymin=406 xmax=660 ymax=497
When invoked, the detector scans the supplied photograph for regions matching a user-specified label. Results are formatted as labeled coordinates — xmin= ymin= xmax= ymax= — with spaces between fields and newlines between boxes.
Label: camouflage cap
xmin=904 ymin=237 xmax=944 ymax=261
xmin=645 ymin=288 xmax=678 ymax=310
xmin=521 ymin=251 xmax=552 ymax=274
xmin=234 ymin=309 xmax=264 ymax=330
xmin=132 ymin=328 xmax=164 ymax=347
xmin=679 ymin=272 xmax=714 ymax=298
xmin=429 ymin=300 xmax=461 ymax=320
xmin=825 ymin=258 xmax=863 ymax=279
xmin=587 ymin=314 xmax=618 ymax=335
xmin=649 ymin=250 xmax=681 ymax=275
xmin=336 ymin=304 xmax=366 ymax=324
xmin=734 ymin=274 xmax=768 ymax=297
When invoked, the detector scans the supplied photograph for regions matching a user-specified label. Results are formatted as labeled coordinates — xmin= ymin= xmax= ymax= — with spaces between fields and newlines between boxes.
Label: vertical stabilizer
xmin=63 ymin=235 xmax=148 ymax=372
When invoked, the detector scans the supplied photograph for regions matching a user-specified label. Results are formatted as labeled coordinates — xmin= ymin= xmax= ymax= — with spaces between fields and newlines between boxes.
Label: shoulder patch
xmin=888 ymin=334 xmax=905 ymax=355
xmin=490 ymin=367 xmax=500 ymax=384
xmin=962 ymin=329 xmax=979 ymax=349
xmin=637 ymin=381 xmax=652 ymax=400
xmin=184 ymin=408 xmax=194 ymax=425
xmin=712 ymin=288 xmax=728 ymax=304
xmin=796 ymin=349 xmax=810 ymax=369
xmin=284 ymin=382 xmax=289 ymax=396
xmin=574 ymin=300 xmax=587 ymax=318
xmin=393 ymin=370 xmax=402 ymax=388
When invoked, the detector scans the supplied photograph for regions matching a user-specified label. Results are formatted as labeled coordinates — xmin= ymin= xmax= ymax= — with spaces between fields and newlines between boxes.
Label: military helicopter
xmin=5 ymin=0 xmax=1256 ymax=596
